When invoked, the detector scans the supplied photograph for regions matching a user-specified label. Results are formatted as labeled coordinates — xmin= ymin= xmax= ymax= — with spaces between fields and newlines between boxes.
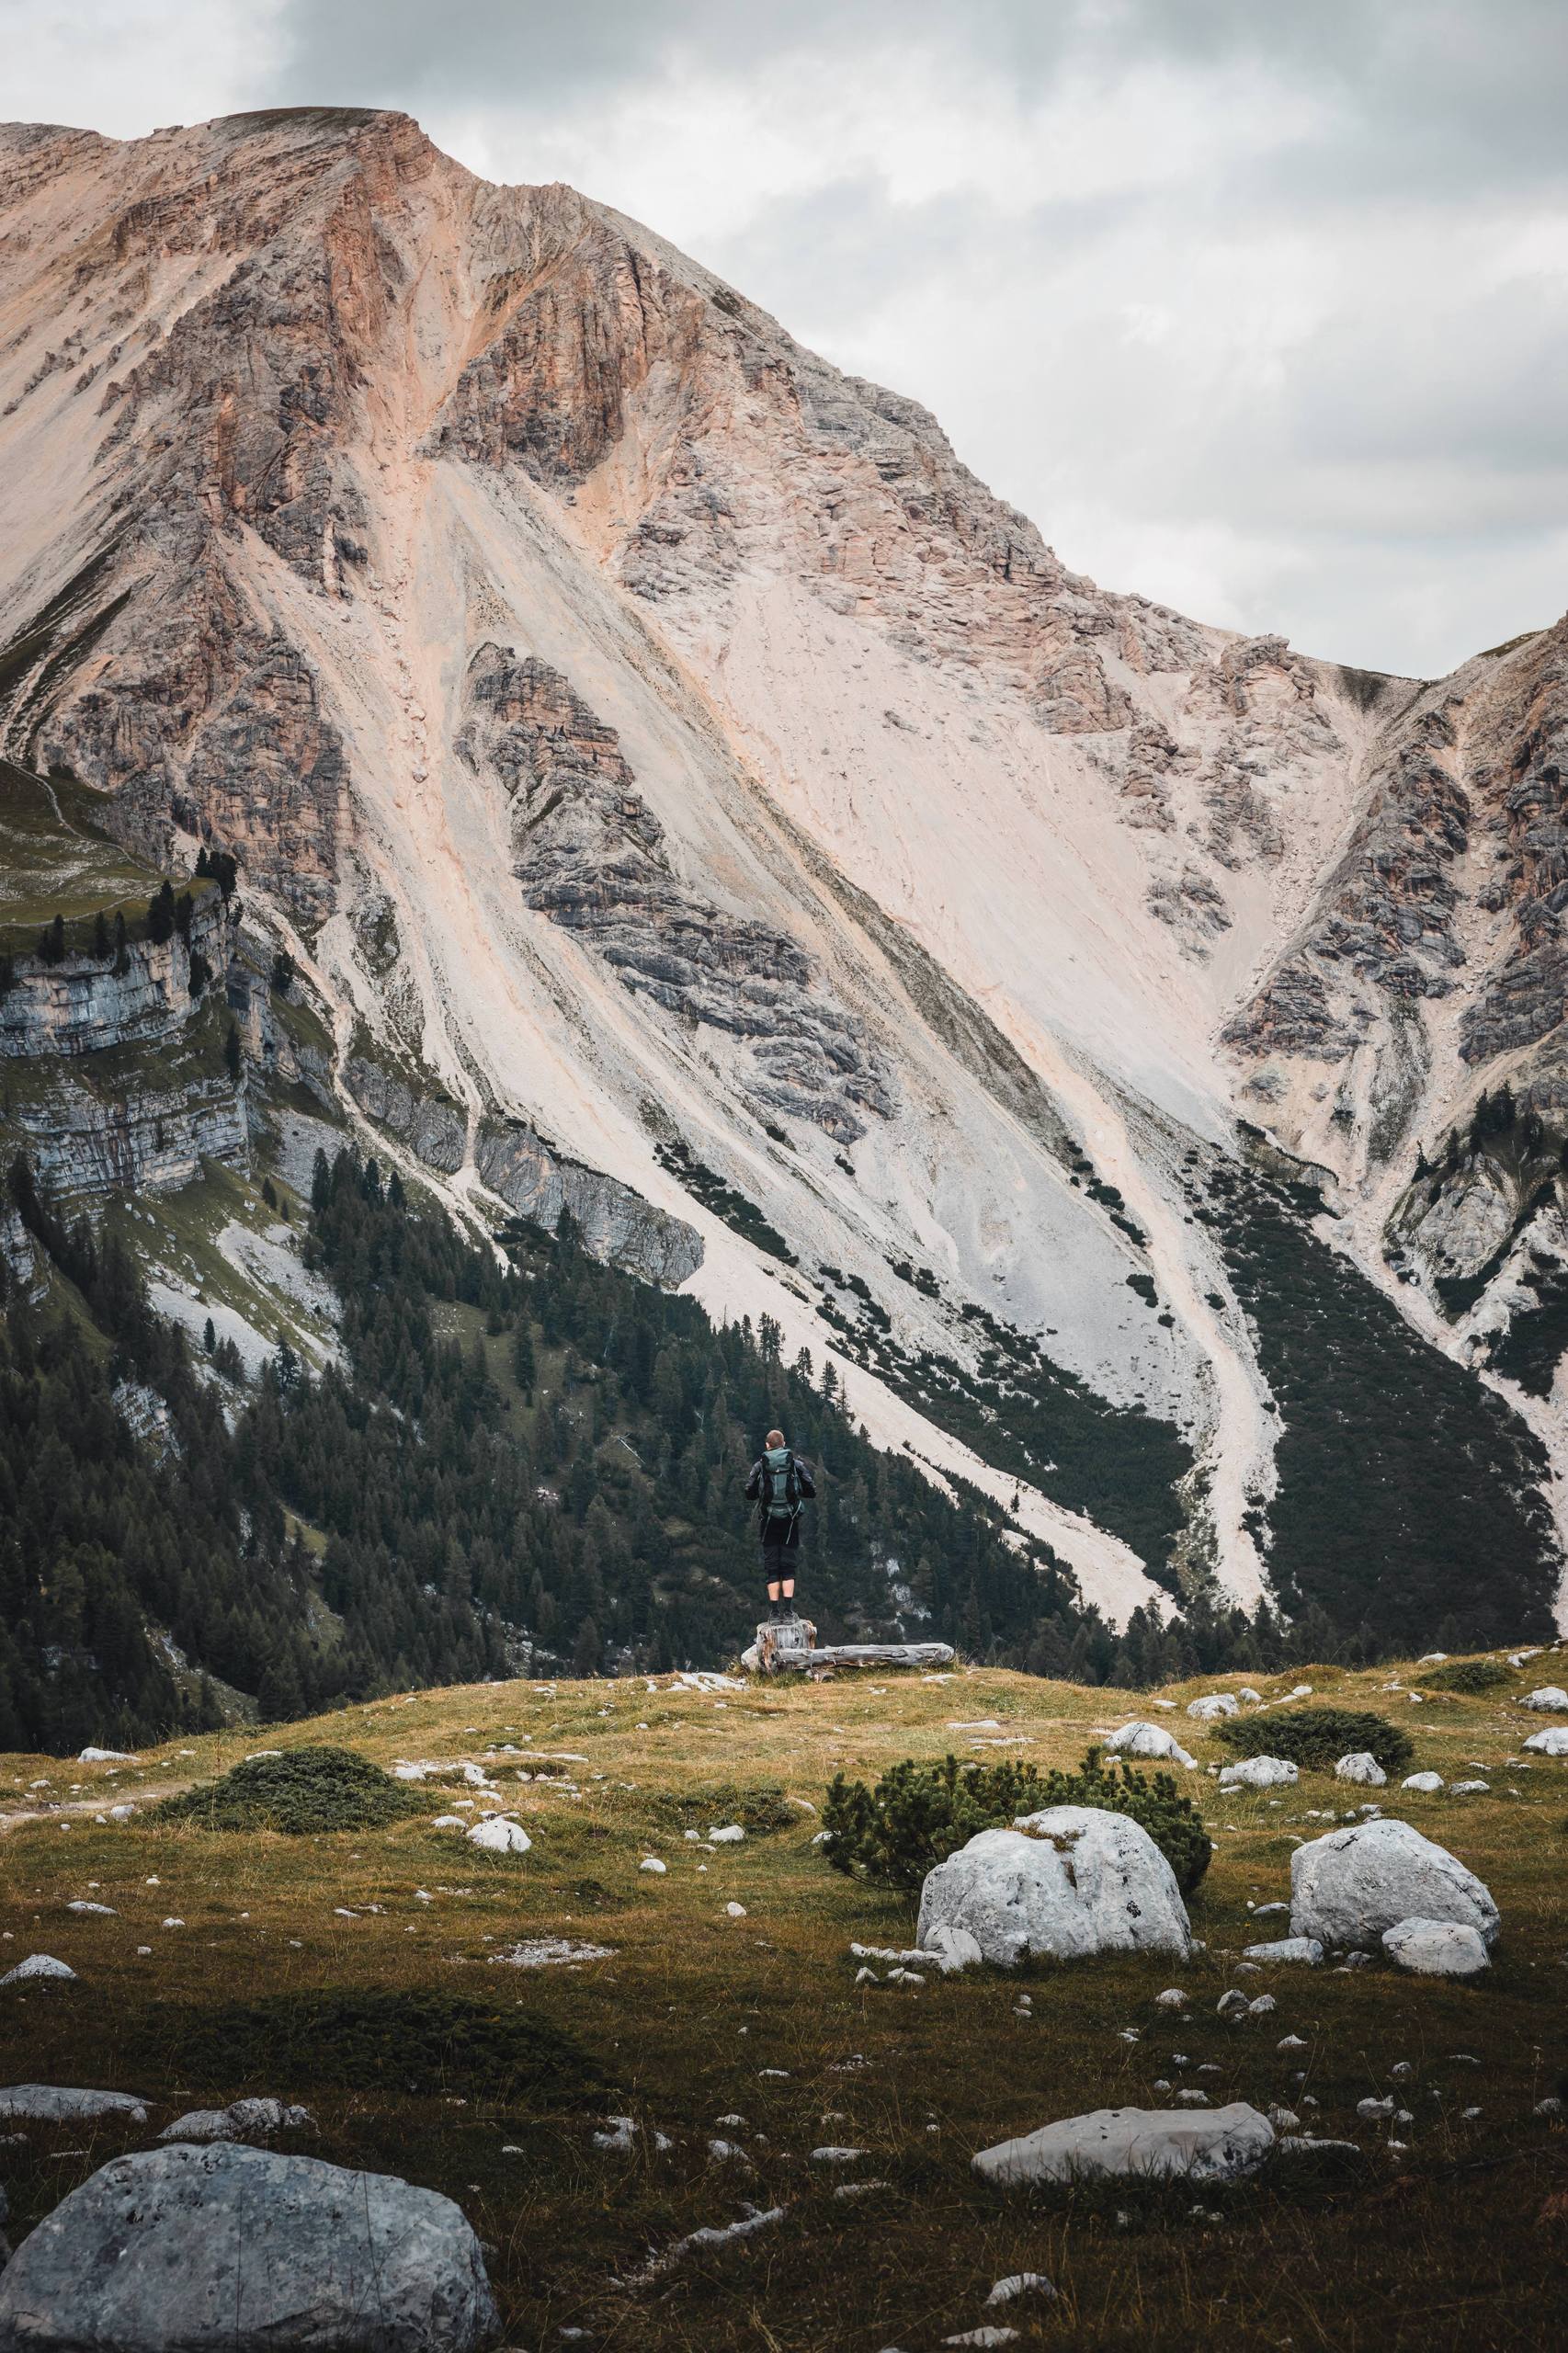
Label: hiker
xmin=744 ymin=1427 xmax=816 ymax=1619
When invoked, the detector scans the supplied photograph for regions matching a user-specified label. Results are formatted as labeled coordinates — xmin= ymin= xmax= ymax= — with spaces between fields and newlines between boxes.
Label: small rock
xmin=1334 ymin=1753 xmax=1386 ymax=1786
xmin=466 ymin=1816 xmax=531 ymax=1854
xmin=1219 ymin=1756 xmax=1298 ymax=1790
xmin=1154 ymin=1987 xmax=1187 ymax=2010
xmin=1244 ymin=1937 xmax=1323 ymax=1966
xmin=1402 ymin=1772 xmax=1444 ymax=1793
xmin=709 ymin=1824 xmax=745 ymax=1843
xmin=1187 ymin=1693 xmax=1240 ymax=1722
xmin=1357 ymin=2097 xmax=1395 ymax=2120
xmin=639 ymin=1857 xmax=666 ymax=1874
xmin=0 ymin=2086 xmax=148 ymax=2123
xmin=984 ymin=2272 xmax=1055 ymax=2306
xmin=1520 ymin=1687 xmax=1568 ymax=1711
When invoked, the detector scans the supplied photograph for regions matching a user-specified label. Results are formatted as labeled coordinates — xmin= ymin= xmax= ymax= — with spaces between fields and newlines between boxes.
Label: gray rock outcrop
xmin=1290 ymin=1818 xmax=1499 ymax=1949
xmin=0 ymin=2141 xmax=499 ymax=2352
xmin=475 ymin=1116 xmax=702 ymax=1286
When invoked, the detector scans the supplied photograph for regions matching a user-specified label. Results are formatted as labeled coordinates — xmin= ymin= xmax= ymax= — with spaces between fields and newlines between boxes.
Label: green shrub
xmin=1416 ymin=1658 xmax=1512 ymax=1695
xmin=821 ymin=1747 xmax=1212 ymax=1894
xmin=1215 ymin=1708 xmax=1414 ymax=1776
xmin=123 ymin=1989 xmax=605 ymax=2104
xmin=153 ymin=1745 xmax=431 ymax=1834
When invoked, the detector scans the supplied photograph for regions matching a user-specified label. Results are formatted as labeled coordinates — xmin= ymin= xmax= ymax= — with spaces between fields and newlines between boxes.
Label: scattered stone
xmin=1216 ymin=1990 xmax=1250 ymax=2019
xmin=1522 ymin=1727 xmax=1568 ymax=1756
xmin=1402 ymin=1772 xmax=1444 ymax=1792
xmin=832 ymin=2178 xmax=891 ymax=2200
xmin=65 ymin=1902 xmax=116 ymax=1916
xmin=985 ymin=2273 xmax=1056 ymax=2307
xmin=613 ymin=2202 xmax=785 ymax=2289
xmin=1520 ymin=1688 xmax=1568 ymax=1711
xmin=1290 ymin=1819 xmax=1499 ymax=1948
xmin=1249 ymin=1995 xmax=1277 ymax=2016
xmin=725 ymin=1903 xmax=748 ymax=1919
xmin=917 ymin=1807 xmax=1191 ymax=1969
xmin=1381 ymin=1918 xmax=1491 ymax=1977
xmin=974 ymin=2103 xmax=1273 ymax=2188
xmin=489 ymin=1939 xmax=614 ymax=1969
xmin=1334 ymin=1753 xmax=1387 ymax=1786
xmin=943 ymin=2332 xmax=1018 ymax=2348
xmin=1154 ymin=1988 xmax=1187 ymax=2010
xmin=639 ymin=1858 xmax=666 ymax=1874
xmin=1449 ymin=1779 xmax=1490 ymax=1794
xmin=1187 ymin=1693 xmax=1240 ymax=1721
xmin=1176 ymin=2090 xmax=1210 ymax=2107
xmin=0 ymin=1955 xmax=75 ymax=1985
xmin=1219 ymin=1756 xmax=1298 ymax=1790
xmin=709 ymin=1824 xmax=745 ymax=1844
xmin=1357 ymin=2097 xmax=1395 ymax=2120
xmin=1244 ymin=1937 xmax=1323 ymax=1966
xmin=810 ymin=2146 xmax=867 ymax=2164
xmin=77 ymin=1748 xmax=135 ymax=1764
xmin=0 ymin=2142 xmax=498 ymax=2351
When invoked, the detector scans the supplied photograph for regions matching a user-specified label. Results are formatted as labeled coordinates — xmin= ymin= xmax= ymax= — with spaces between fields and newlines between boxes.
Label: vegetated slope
xmin=5 ymin=1659 xmax=1566 ymax=2353
xmin=0 ymin=108 xmax=1563 ymax=1632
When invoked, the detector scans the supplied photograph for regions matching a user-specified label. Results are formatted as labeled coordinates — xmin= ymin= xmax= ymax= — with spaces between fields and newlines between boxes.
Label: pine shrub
xmin=821 ymin=1746 xmax=1211 ymax=1893
xmin=1215 ymin=1707 xmax=1414 ymax=1776
xmin=153 ymin=1745 xmax=431 ymax=1834
xmin=1417 ymin=1658 xmax=1512 ymax=1695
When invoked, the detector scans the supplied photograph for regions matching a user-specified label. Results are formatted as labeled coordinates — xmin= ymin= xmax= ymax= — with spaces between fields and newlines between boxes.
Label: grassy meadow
xmin=2 ymin=1654 xmax=1566 ymax=2350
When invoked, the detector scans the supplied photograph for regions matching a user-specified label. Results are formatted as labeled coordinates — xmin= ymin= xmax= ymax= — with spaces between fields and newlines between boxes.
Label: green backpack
xmin=762 ymin=1447 xmax=800 ymax=1519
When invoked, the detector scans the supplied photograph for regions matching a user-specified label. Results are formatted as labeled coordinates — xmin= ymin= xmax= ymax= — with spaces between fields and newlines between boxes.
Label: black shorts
xmin=761 ymin=1518 xmax=801 ymax=1571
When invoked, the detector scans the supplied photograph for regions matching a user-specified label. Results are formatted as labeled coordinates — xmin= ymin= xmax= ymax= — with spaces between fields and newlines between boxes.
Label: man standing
xmin=744 ymin=1427 xmax=816 ymax=1620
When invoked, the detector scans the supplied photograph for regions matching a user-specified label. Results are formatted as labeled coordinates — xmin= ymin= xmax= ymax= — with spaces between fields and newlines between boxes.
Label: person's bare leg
xmin=781 ymin=1577 xmax=795 ymax=1606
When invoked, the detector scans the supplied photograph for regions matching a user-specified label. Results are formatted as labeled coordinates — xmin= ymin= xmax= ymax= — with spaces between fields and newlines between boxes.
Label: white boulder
xmin=0 ymin=2086 xmax=148 ymax=2124
xmin=1381 ymin=1918 xmax=1491 ymax=1978
xmin=916 ymin=1806 xmax=1191 ymax=1970
xmin=1401 ymin=1773 xmax=1444 ymax=1792
xmin=973 ymin=2101 xmax=1273 ymax=2188
xmin=1187 ymin=1693 xmax=1240 ymax=1722
xmin=1521 ymin=1687 xmax=1568 ymax=1711
xmin=77 ymin=1747 xmax=135 ymax=1764
xmin=1219 ymin=1756 xmax=1298 ymax=1790
xmin=1104 ymin=1722 xmax=1197 ymax=1768
xmin=1522 ymin=1726 xmax=1568 ymax=1755
xmin=1290 ymin=1818 xmax=1499 ymax=1949
xmin=1334 ymin=1753 xmax=1387 ymax=1786
xmin=0 ymin=2142 xmax=499 ymax=2352
xmin=467 ymin=1815 xmax=530 ymax=1853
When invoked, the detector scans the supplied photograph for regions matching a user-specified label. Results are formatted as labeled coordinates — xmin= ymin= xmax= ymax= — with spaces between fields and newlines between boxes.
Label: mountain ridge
xmin=2 ymin=107 xmax=1564 ymax=1636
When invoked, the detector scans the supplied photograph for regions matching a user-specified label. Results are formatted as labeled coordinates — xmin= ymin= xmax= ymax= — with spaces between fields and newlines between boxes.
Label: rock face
xmin=915 ymin=1806 xmax=1192 ymax=1969
xmin=1290 ymin=1819 xmax=1500 ymax=1949
xmin=972 ymin=2101 xmax=1274 ymax=2188
xmin=0 ymin=2141 xmax=500 ymax=2353
xmin=1381 ymin=1918 xmax=1491 ymax=1977
xmin=3 ymin=108 xmax=1568 ymax=1620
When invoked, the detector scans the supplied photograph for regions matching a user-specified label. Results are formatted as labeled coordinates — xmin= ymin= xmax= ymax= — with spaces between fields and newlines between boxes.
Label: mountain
xmin=2 ymin=107 xmax=1564 ymax=1657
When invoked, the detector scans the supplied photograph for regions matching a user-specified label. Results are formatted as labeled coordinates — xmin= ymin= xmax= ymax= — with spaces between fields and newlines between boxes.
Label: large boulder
xmin=1524 ymin=1725 xmax=1568 ymax=1755
xmin=1520 ymin=1687 xmax=1568 ymax=1711
xmin=0 ymin=2142 xmax=499 ymax=2353
xmin=1333 ymin=1752 xmax=1386 ymax=1786
xmin=1219 ymin=1756 xmax=1298 ymax=1790
xmin=1186 ymin=1692 xmax=1239 ymax=1722
xmin=1290 ymin=1818 xmax=1499 ymax=1949
xmin=1381 ymin=1918 xmax=1490 ymax=1978
xmin=1104 ymin=1722 xmax=1197 ymax=1768
xmin=973 ymin=2101 xmax=1273 ymax=2188
xmin=916 ymin=1805 xmax=1192 ymax=1970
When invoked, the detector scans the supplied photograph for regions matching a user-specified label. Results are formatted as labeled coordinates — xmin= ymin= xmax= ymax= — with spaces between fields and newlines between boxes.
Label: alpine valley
xmin=3 ymin=107 xmax=1566 ymax=1745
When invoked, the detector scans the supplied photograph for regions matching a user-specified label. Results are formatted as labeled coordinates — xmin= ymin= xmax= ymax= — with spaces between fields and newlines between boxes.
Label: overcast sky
xmin=7 ymin=0 xmax=1565 ymax=676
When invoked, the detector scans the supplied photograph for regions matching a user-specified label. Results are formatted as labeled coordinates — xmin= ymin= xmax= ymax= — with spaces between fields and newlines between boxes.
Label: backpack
xmin=761 ymin=1448 xmax=800 ymax=1519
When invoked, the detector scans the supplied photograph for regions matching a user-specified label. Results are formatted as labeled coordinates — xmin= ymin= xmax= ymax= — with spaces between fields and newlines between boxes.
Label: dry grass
xmin=3 ymin=1654 xmax=1566 ymax=2349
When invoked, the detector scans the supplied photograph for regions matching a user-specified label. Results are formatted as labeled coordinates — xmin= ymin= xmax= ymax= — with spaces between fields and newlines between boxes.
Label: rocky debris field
xmin=1 ymin=1654 xmax=1566 ymax=2351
